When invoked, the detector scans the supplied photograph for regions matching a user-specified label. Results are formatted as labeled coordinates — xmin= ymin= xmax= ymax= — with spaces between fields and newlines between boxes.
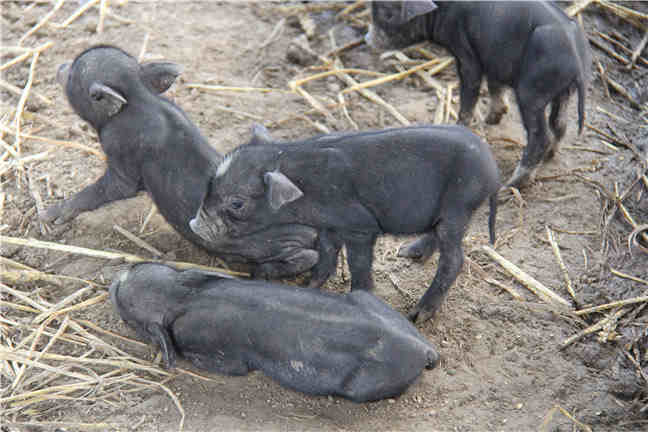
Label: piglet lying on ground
xmin=42 ymin=45 xmax=318 ymax=278
xmin=366 ymin=1 xmax=591 ymax=187
xmin=110 ymin=263 xmax=439 ymax=402
xmin=190 ymin=125 xmax=501 ymax=323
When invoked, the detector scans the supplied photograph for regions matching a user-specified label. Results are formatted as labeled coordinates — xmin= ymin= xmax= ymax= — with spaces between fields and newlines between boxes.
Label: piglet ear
xmin=176 ymin=268 xmax=235 ymax=289
xmin=248 ymin=123 xmax=273 ymax=146
xmin=264 ymin=171 xmax=303 ymax=211
xmin=140 ymin=62 xmax=183 ymax=94
xmin=402 ymin=1 xmax=437 ymax=22
xmin=89 ymin=82 xmax=127 ymax=117
xmin=56 ymin=62 xmax=71 ymax=87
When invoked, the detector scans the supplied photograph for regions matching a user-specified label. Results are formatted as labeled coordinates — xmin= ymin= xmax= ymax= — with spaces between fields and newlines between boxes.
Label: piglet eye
xmin=230 ymin=199 xmax=244 ymax=210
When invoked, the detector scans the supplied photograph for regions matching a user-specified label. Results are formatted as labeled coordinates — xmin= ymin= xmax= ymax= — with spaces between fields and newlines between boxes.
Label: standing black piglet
xmin=42 ymin=45 xmax=318 ymax=278
xmin=190 ymin=125 xmax=501 ymax=323
xmin=366 ymin=1 xmax=591 ymax=187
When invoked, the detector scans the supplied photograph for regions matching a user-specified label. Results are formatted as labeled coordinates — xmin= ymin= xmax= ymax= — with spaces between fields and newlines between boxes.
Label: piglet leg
xmin=345 ymin=231 xmax=377 ymax=292
xmin=485 ymin=81 xmax=508 ymax=125
xmin=409 ymin=216 xmax=466 ymax=323
xmin=397 ymin=232 xmax=438 ymax=261
xmin=41 ymin=167 xmax=141 ymax=224
xmin=148 ymin=322 xmax=177 ymax=370
xmin=453 ymin=49 xmax=483 ymax=126
xmin=308 ymin=229 xmax=343 ymax=289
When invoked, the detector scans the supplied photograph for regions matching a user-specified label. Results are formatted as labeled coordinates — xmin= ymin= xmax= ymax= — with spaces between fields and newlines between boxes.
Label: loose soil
xmin=1 ymin=2 xmax=647 ymax=432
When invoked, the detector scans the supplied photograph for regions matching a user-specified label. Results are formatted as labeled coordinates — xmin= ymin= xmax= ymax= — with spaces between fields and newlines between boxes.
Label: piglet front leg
xmin=42 ymin=167 xmax=141 ymax=224
xmin=148 ymin=322 xmax=177 ymax=370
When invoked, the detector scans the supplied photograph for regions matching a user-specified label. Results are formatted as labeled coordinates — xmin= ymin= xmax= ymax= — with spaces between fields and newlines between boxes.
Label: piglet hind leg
xmin=545 ymin=89 xmax=571 ymax=161
xmin=397 ymin=232 xmax=438 ymax=261
xmin=508 ymin=26 xmax=572 ymax=188
xmin=506 ymin=107 xmax=549 ymax=188
xmin=408 ymin=218 xmax=466 ymax=324
xmin=485 ymin=81 xmax=508 ymax=125
xmin=454 ymin=52 xmax=483 ymax=127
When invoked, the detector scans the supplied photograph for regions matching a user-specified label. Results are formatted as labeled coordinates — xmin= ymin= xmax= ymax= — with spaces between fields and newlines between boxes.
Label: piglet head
xmin=366 ymin=1 xmax=438 ymax=50
xmin=110 ymin=263 xmax=192 ymax=369
xmin=190 ymin=143 xmax=302 ymax=242
xmin=58 ymin=45 xmax=182 ymax=131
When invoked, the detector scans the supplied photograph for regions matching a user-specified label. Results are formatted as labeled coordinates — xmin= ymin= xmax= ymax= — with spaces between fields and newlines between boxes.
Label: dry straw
xmin=0 ymin=234 xmax=248 ymax=276
xmin=2 ymin=1 xmax=648 ymax=431
xmin=0 ymin=2 xmax=193 ymax=430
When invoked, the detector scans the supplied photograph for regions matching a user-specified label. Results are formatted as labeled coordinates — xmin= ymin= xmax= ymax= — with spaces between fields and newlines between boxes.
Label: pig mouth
xmin=189 ymin=210 xmax=228 ymax=243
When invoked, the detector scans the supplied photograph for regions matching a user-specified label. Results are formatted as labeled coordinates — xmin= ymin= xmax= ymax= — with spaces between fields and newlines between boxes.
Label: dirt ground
xmin=1 ymin=1 xmax=647 ymax=431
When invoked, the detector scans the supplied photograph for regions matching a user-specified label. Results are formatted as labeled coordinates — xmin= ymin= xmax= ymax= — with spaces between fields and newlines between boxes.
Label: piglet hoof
xmin=397 ymin=237 xmax=434 ymax=261
xmin=505 ymin=164 xmax=536 ymax=189
xmin=485 ymin=108 xmax=507 ymax=125
xmin=407 ymin=306 xmax=420 ymax=323
xmin=41 ymin=202 xmax=75 ymax=225
xmin=543 ymin=141 xmax=560 ymax=162
xmin=425 ymin=349 xmax=440 ymax=370
xmin=160 ymin=359 xmax=177 ymax=372
xmin=552 ymin=123 xmax=567 ymax=143
xmin=159 ymin=347 xmax=177 ymax=371
xmin=408 ymin=305 xmax=436 ymax=325
xmin=543 ymin=148 xmax=556 ymax=162
xmin=456 ymin=115 xmax=473 ymax=128
xmin=397 ymin=241 xmax=425 ymax=260
xmin=40 ymin=204 xmax=61 ymax=223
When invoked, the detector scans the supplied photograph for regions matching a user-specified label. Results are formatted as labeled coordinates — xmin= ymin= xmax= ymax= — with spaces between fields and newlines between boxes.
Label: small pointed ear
xmin=248 ymin=123 xmax=273 ymax=146
xmin=402 ymin=1 xmax=437 ymax=22
xmin=56 ymin=62 xmax=71 ymax=87
xmin=264 ymin=171 xmax=303 ymax=211
xmin=140 ymin=62 xmax=183 ymax=94
xmin=89 ymin=82 xmax=127 ymax=117
xmin=176 ymin=268 xmax=235 ymax=289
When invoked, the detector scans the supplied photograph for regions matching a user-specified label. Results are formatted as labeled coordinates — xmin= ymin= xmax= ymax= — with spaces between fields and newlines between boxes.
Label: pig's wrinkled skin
xmin=42 ymin=45 xmax=318 ymax=278
xmin=110 ymin=263 xmax=440 ymax=402
xmin=366 ymin=1 xmax=591 ymax=187
xmin=190 ymin=125 xmax=501 ymax=323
